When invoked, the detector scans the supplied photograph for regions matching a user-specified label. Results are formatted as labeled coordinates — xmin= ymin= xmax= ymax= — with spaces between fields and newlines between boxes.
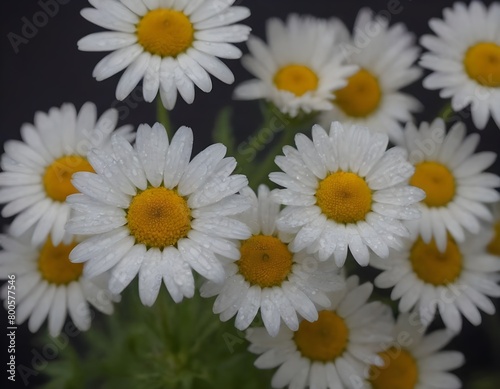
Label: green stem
xmin=245 ymin=105 xmax=317 ymax=188
xmin=156 ymin=96 xmax=172 ymax=137
xmin=438 ymin=101 xmax=454 ymax=123
xmin=247 ymin=127 xmax=296 ymax=188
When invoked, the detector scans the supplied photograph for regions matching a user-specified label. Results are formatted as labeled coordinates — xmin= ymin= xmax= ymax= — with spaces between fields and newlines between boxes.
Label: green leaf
xmin=37 ymin=283 xmax=273 ymax=389
xmin=212 ymin=107 xmax=236 ymax=156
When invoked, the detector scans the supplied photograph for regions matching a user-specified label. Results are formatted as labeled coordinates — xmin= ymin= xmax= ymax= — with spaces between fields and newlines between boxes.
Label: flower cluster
xmin=2 ymin=1 xmax=500 ymax=388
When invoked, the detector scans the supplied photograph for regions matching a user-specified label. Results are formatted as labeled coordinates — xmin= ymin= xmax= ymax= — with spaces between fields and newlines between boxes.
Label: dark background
xmin=1 ymin=0 xmax=500 ymax=387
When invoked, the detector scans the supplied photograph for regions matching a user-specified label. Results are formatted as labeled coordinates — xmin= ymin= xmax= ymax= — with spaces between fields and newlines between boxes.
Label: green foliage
xmin=212 ymin=107 xmax=237 ymax=157
xmin=39 ymin=283 xmax=273 ymax=389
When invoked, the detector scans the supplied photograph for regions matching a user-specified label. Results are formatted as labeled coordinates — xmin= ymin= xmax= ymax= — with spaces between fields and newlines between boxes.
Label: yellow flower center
xmin=43 ymin=156 xmax=94 ymax=202
xmin=464 ymin=42 xmax=500 ymax=87
xmin=294 ymin=311 xmax=349 ymax=362
xmin=136 ymin=8 xmax=194 ymax=57
xmin=410 ymin=236 xmax=462 ymax=286
xmin=410 ymin=161 xmax=455 ymax=207
xmin=127 ymin=187 xmax=191 ymax=248
xmin=237 ymin=235 xmax=293 ymax=288
xmin=38 ymin=239 xmax=83 ymax=285
xmin=334 ymin=68 xmax=382 ymax=117
xmin=316 ymin=172 xmax=372 ymax=224
xmin=273 ymin=64 xmax=319 ymax=96
xmin=370 ymin=348 xmax=419 ymax=389
xmin=487 ymin=221 xmax=500 ymax=256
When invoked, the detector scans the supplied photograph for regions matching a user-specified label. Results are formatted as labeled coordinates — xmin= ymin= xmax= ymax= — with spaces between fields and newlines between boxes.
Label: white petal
xmin=67 ymin=282 xmax=91 ymax=331
xmin=83 ymin=236 xmax=135 ymax=279
xmin=109 ymin=244 xmax=146 ymax=293
xmin=191 ymin=217 xmax=251 ymax=240
xmin=28 ymin=285 xmax=56 ymax=332
xmin=138 ymin=249 xmax=163 ymax=306
xmin=111 ymin=134 xmax=148 ymax=190
xmin=186 ymin=48 xmax=235 ymax=84
xmin=93 ymin=44 xmax=143 ymax=81
xmin=116 ymin=52 xmax=150 ymax=100
xmin=177 ymin=52 xmax=213 ymax=93
xmin=48 ymin=287 xmax=67 ymax=337
xmin=143 ymin=55 xmax=162 ymax=102
xmin=9 ymin=199 xmax=51 ymax=237
xmin=163 ymin=126 xmax=193 ymax=189
xmin=177 ymin=239 xmax=225 ymax=283
xmin=72 ymin=172 xmax=130 ymax=208
xmin=162 ymin=247 xmax=195 ymax=301
xmin=136 ymin=123 xmax=169 ymax=187
xmin=178 ymin=143 xmax=226 ymax=196
xmin=192 ymin=41 xmax=242 ymax=59
xmin=261 ymin=288 xmax=281 ymax=337
xmin=81 ymin=8 xmax=135 ymax=33
xmin=78 ymin=31 xmax=137 ymax=52
xmin=235 ymin=285 xmax=261 ymax=330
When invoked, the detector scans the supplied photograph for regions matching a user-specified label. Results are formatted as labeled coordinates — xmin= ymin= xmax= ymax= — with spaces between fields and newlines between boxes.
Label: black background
xmin=1 ymin=0 xmax=500 ymax=388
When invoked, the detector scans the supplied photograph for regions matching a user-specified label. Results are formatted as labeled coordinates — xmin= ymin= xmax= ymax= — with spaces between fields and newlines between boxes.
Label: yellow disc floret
xmin=136 ymin=9 xmax=194 ymax=57
xmin=316 ymin=171 xmax=372 ymax=224
xmin=410 ymin=161 xmax=455 ymax=207
xmin=370 ymin=348 xmax=419 ymax=389
xmin=43 ymin=156 xmax=94 ymax=202
xmin=294 ymin=310 xmax=349 ymax=362
xmin=464 ymin=42 xmax=500 ymax=87
xmin=238 ymin=235 xmax=293 ymax=288
xmin=335 ymin=69 xmax=382 ymax=117
xmin=410 ymin=236 xmax=462 ymax=286
xmin=487 ymin=222 xmax=500 ymax=256
xmin=127 ymin=187 xmax=191 ymax=248
xmin=273 ymin=64 xmax=319 ymax=96
xmin=38 ymin=239 xmax=83 ymax=285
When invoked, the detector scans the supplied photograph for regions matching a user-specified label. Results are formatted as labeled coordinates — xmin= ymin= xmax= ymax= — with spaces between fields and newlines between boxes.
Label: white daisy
xmin=200 ymin=185 xmax=343 ymax=337
xmin=0 ymin=232 xmax=117 ymax=337
xmin=78 ymin=0 xmax=251 ymax=110
xmin=269 ymin=122 xmax=425 ymax=267
xmin=66 ymin=124 xmax=250 ymax=306
xmin=372 ymin=229 xmax=500 ymax=333
xmin=233 ymin=14 xmax=358 ymax=118
xmin=0 ymin=102 xmax=132 ymax=246
xmin=400 ymin=118 xmax=500 ymax=252
xmin=319 ymin=8 xmax=422 ymax=143
xmin=246 ymin=275 xmax=394 ymax=389
xmin=368 ymin=313 xmax=464 ymax=389
xmin=420 ymin=1 xmax=500 ymax=129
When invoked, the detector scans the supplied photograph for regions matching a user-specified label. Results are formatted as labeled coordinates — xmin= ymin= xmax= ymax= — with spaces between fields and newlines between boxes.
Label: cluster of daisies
xmin=2 ymin=0 xmax=500 ymax=388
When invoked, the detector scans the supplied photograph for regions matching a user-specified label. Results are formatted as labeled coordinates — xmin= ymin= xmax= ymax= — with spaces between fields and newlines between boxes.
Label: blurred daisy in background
xmin=400 ymin=118 xmax=500 ymax=252
xmin=234 ymin=14 xmax=358 ymax=118
xmin=368 ymin=313 xmax=464 ymax=389
xmin=0 ymin=232 xmax=117 ymax=337
xmin=78 ymin=0 xmax=251 ymax=109
xmin=420 ymin=1 xmax=500 ymax=129
xmin=270 ymin=122 xmax=424 ymax=267
xmin=66 ymin=124 xmax=250 ymax=306
xmin=201 ymin=185 xmax=343 ymax=337
xmin=0 ymin=102 xmax=131 ymax=246
xmin=246 ymin=276 xmax=394 ymax=389
xmin=320 ymin=8 xmax=422 ymax=143
xmin=372 ymin=229 xmax=500 ymax=332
